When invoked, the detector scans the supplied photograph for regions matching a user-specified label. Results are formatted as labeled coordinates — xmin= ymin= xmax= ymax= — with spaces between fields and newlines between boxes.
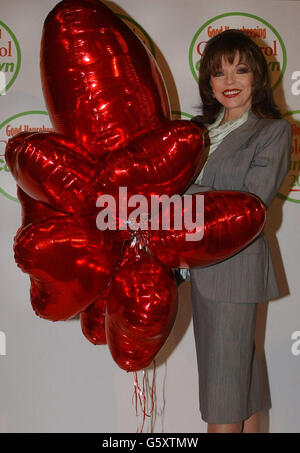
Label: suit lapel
xmin=201 ymin=110 xmax=260 ymax=185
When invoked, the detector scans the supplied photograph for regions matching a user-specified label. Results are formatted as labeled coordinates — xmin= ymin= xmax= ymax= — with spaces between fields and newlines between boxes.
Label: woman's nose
xmin=225 ymin=72 xmax=236 ymax=84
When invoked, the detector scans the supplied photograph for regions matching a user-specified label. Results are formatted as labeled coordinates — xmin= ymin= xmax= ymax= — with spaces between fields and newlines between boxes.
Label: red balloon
xmin=6 ymin=132 xmax=98 ymax=215
xmin=80 ymin=293 xmax=108 ymax=345
xmin=17 ymin=187 xmax=67 ymax=229
xmin=14 ymin=216 xmax=124 ymax=321
xmin=105 ymin=245 xmax=178 ymax=371
xmin=6 ymin=122 xmax=205 ymax=221
xmin=97 ymin=120 xmax=205 ymax=198
xmin=41 ymin=0 xmax=170 ymax=159
xmin=145 ymin=191 xmax=266 ymax=268
xmin=5 ymin=0 xmax=267 ymax=375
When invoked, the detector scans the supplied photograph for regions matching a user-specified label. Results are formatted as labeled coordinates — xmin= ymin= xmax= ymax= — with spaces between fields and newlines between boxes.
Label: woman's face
xmin=210 ymin=51 xmax=253 ymax=121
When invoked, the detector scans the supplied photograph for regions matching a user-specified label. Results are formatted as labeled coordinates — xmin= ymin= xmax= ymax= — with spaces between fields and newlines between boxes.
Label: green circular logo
xmin=277 ymin=111 xmax=300 ymax=204
xmin=0 ymin=20 xmax=21 ymax=96
xmin=189 ymin=12 xmax=286 ymax=90
xmin=0 ymin=111 xmax=53 ymax=202
xmin=172 ymin=110 xmax=193 ymax=120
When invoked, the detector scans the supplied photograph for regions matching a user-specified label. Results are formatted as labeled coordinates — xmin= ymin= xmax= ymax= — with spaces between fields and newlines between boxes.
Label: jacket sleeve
xmin=241 ymin=119 xmax=292 ymax=208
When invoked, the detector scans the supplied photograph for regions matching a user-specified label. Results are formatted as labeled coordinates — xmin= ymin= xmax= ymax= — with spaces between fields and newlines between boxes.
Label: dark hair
xmin=197 ymin=29 xmax=281 ymax=124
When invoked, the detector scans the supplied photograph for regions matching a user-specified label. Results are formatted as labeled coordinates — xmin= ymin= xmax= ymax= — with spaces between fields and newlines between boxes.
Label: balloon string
xmin=133 ymin=371 xmax=142 ymax=415
xmin=132 ymin=360 xmax=157 ymax=433
xmin=151 ymin=359 xmax=156 ymax=419
xmin=133 ymin=370 xmax=145 ymax=433
xmin=141 ymin=371 xmax=147 ymax=433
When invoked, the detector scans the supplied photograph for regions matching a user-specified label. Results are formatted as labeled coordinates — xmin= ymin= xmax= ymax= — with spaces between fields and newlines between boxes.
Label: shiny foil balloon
xmin=14 ymin=216 xmax=124 ymax=321
xmin=17 ymin=187 xmax=67 ymax=229
xmin=97 ymin=120 xmax=205 ymax=198
xmin=4 ymin=0 xmax=265 ymax=375
xmin=105 ymin=245 xmax=178 ymax=372
xmin=5 ymin=123 xmax=205 ymax=219
xmin=145 ymin=191 xmax=266 ymax=268
xmin=80 ymin=293 xmax=108 ymax=345
xmin=41 ymin=0 xmax=170 ymax=159
xmin=6 ymin=132 xmax=98 ymax=215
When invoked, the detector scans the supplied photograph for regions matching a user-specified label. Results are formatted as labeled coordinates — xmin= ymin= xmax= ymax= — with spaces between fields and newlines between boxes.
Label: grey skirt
xmin=190 ymin=279 xmax=271 ymax=424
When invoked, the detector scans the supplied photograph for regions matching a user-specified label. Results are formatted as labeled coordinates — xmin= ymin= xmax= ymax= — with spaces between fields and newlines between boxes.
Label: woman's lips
xmin=223 ymin=89 xmax=241 ymax=98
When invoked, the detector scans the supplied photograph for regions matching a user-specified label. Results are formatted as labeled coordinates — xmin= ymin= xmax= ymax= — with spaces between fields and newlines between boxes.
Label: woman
xmin=183 ymin=29 xmax=292 ymax=433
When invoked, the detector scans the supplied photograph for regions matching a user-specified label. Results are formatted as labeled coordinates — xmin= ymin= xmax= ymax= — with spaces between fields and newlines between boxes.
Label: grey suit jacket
xmin=186 ymin=110 xmax=292 ymax=303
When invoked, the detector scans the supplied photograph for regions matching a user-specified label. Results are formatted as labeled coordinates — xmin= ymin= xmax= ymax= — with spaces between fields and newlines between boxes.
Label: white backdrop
xmin=0 ymin=0 xmax=299 ymax=433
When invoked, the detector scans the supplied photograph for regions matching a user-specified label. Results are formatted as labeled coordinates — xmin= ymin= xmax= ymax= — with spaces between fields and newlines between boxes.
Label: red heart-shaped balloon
xmin=97 ymin=120 xmax=205 ymax=198
xmin=6 ymin=132 xmax=98 ymax=215
xmin=105 ymin=245 xmax=178 ymax=371
xmin=41 ymin=0 xmax=170 ymax=159
xmin=14 ymin=216 xmax=125 ymax=321
xmin=146 ymin=191 xmax=266 ymax=268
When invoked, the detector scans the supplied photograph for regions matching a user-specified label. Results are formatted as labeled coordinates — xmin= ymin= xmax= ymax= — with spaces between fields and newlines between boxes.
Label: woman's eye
xmin=213 ymin=71 xmax=223 ymax=77
xmin=237 ymin=67 xmax=249 ymax=73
